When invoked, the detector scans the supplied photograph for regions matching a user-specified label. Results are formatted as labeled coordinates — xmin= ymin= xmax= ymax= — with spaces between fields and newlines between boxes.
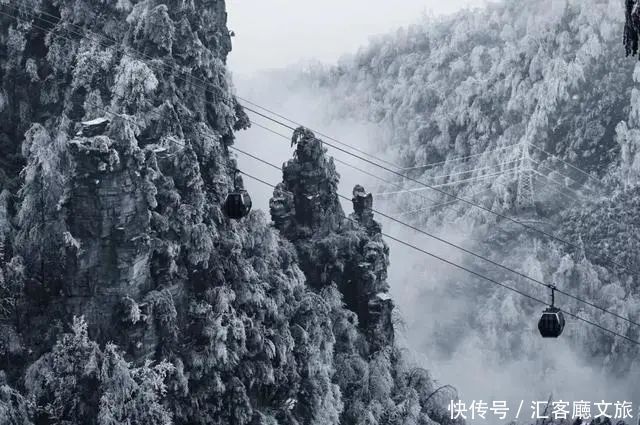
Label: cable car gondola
xmin=224 ymin=170 xmax=252 ymax=219
xmin=538 ymin=285 xmax=565 ymax=338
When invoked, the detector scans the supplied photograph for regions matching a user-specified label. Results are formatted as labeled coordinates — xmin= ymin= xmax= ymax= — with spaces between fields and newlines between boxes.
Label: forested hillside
xmin=0 ymin=0 xmax=454 ymax=424
xmin=286 ymin=0 xmax=640 ymax=403
xmin=311 ymin=0 xmax=627 ymax=183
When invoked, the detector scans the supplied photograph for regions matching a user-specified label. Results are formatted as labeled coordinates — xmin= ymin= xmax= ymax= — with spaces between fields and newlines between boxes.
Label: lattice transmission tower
xmin=516 ymin=143 xmax=535 ymax=210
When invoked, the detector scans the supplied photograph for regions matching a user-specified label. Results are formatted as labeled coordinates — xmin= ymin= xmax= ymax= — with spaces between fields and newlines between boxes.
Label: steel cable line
xmin=529 ymin=159 xmax=597 ymax=197
xmin=4 ymin=3 xmax=620 ymax=276
xmin=529 ymin=143 xmax=606 ymax=188
xmin=430 ymin=170 xmax=519 ymax=188
xmin=410 ymin=160 xmax=520 ymax=181
xmin=396 ymin=187 xmax=495 ymax=217
xmin=236 ymin=168 xmax=640 ymax=346
xmin=531 ymin=171 xmax=583 ymax=203
xmin=373 ymin=168 xmax=519 ymax=196
xmin=229 ymin=144 xmax=640 ymax=330
xmin=533 ymin=160 xmax=598 ymax=193
xmin=3 ymin=7 xmax=639 ymax=329
xmin=399 ymin=143 xmax=523 ymax=171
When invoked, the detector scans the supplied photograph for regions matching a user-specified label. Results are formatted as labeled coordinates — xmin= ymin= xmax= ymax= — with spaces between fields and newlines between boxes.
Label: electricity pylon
xmin=516 ymin=143 xmax=535 ymax=210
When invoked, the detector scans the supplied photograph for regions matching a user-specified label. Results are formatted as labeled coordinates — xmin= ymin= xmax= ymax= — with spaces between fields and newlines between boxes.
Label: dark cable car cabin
xmin=538 ymin=286 xmax=565 ymax=338
xmin=224 ymin=170 xmax=252 ymax=220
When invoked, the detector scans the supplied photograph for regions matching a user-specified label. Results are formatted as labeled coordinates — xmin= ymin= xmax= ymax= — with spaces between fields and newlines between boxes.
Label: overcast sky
xmin=226 ymin=0 xmax=488 ymax=76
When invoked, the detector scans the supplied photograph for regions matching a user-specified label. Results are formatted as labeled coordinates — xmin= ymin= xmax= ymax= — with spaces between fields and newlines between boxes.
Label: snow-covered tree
xmin=26 ymin=316 xmax=174 ymax=425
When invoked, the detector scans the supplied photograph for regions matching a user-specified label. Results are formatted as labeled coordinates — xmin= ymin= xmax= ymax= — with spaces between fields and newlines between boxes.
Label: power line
xmin=533 ymin=160 xmax=598 ymax=193
xmin=373 ymin=168 xmax=518 ymax=196
xmin=531 ymin=168 xmax=585 ymax=198
xmin=396 ymin=187 xmax=494 ymax=217
xmin=530 ymin=159 xmax=598 ymax=196
xmin=418 ymin=160 xmax=519 ymax=181
xmin=236 ymin=168 xmax=640 ymax=346
xmin=531 ymin=170 xmax=583 ymax=203
xmin=230 ymin=145 xmax=640 ymax=331
xmin=399 ymin=154 xmax=589 ymax=201
xmin=529 ymin=143 xmax=605 ymax=188
xmin=399 ymin=143 xmax=523 ymax=171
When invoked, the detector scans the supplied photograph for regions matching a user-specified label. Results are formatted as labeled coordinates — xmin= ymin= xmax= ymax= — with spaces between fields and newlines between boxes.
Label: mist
xmin=226 ymin=0 xmax=490 ymax=76
xmin=226 ymin=1 xmax=640 ymax=423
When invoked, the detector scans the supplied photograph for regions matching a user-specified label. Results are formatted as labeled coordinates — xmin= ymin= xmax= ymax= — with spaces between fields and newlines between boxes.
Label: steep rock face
xmin=63 ymin=136 xmax=152 ymax=335
xmin=270 ymin=127 xmax=394 ymax=355
xmin=0 ymin=0 xmax=242 ymax=355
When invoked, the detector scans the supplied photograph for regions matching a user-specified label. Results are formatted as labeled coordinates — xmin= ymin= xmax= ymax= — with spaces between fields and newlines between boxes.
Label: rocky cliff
xmin=0 ymin=0 xmax=451 ymax=424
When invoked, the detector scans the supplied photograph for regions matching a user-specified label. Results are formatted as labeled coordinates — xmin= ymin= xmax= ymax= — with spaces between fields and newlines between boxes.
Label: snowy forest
xmin=253 ymin=0 xmax=640 ymax=415
xmin=1 ymin=0 xmax=640 ymax=424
